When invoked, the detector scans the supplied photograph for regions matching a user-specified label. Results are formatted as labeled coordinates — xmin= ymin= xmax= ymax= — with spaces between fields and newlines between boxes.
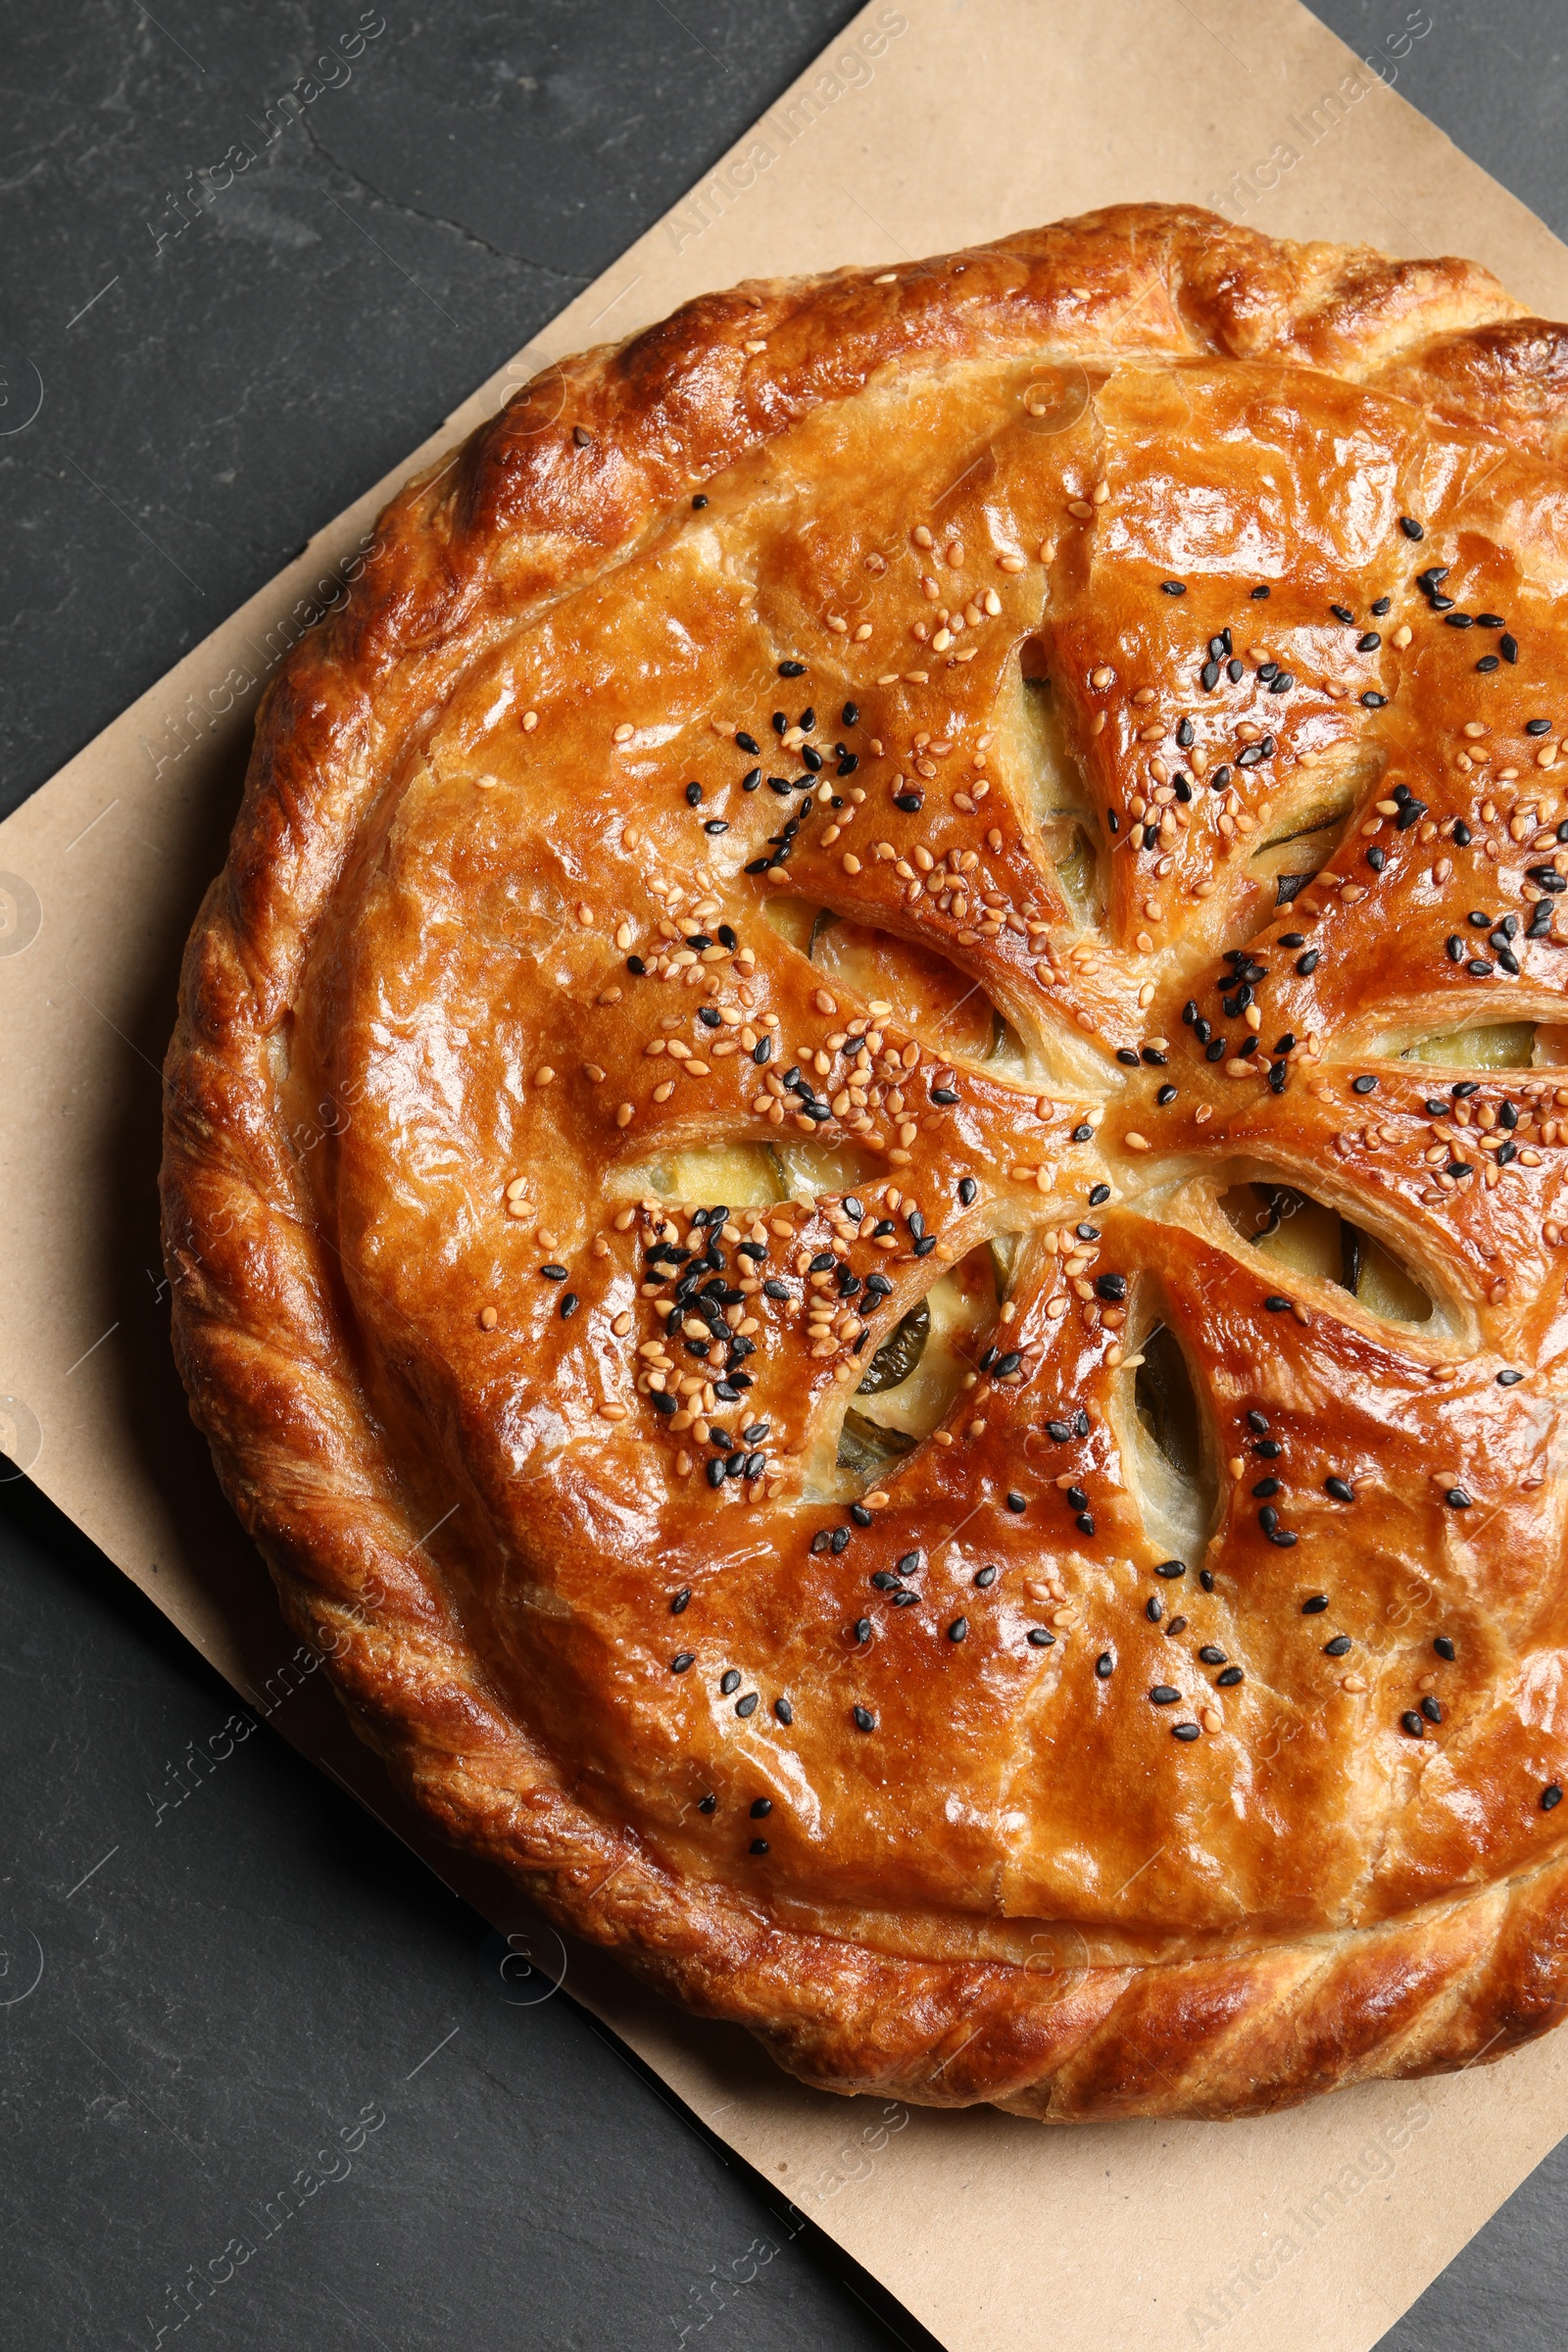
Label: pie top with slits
xmin=163 ymin=205 xmax=1568 ymax=2122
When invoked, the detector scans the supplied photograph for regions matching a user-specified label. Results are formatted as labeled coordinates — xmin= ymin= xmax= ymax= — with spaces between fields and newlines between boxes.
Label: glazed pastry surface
xmin=163 ymin=205 xmax=1568 ymax=2119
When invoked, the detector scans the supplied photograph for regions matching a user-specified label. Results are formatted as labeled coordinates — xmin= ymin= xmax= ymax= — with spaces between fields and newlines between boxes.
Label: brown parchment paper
xmin=7 ymin=4 xmax=1568 ymax=2346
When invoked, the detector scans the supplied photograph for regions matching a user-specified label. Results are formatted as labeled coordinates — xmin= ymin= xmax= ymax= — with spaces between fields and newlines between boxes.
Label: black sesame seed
xmin=1323 ymin=1636 xmax=1352 ymax=1657
xmin=853 ymin=1705 xmax=875 ymax=1732
xmin=719 ymin=1668 xmax=741 ymax=1694
xmin=778 ymin=660 xmax=806 ymax=677
xmin=949 ymin=1617 xmax=969 ymax=1642
xmin=975 ymin=1564 xmax=998 ymax=1589
xmin=1544 ymin=1785 xmax=1564 ymax=1810
xmin=1096 ymin=1651 xmax=1115 ymax=1679
xmin=692 ymin=493 xmax=709 ymax=508
xmin=1401 ymin=1711 xmax=1426 ymax=1738
xmin=698 ymin=1794 xmax=716 ymax=1813
xmin=1005 ymin=1491 xmax=1027 ymax=1514
xmin=1173 ymin=1722 xmax=1201 ymax=1741
xmin=774 ymin=1696 xmax=793 ymax=1724
xmin=671 ymin=1651 xmax=695 ymax=1673
xmin=749 ymin=1838 xmax=769 ymax=1854
xmin=1420 ymin=1695 xmax=1443 ymax=1725
xmin=1446 ymin=1489 xmax=1472 ymax=1509
xmin=1498 ymin=1369 xmax=1524 ymax=1388
xmin=958 ymin=1177 xmax=978 ymax=1205
xmin=1351 ymin=1074 xmax=1378 ymax=1095
xmin=1200 ymin=1644 xmax=1226 ymax=1665
xmin=1501 ymin=634 xmax=1519 ymax=662
xmin=1216 ymin=1665 xmax=1245 ymax=1687
xmin=1147 ymin=1596 xmax=1164 ymax=1623
xmin=735 ymin=731 xmax=760 ymax=756
xmin=1027 ymin=1628 xmax=1054 ymax=1647
xmin=1399 ymin=516 xmax=1424 ymax=539
xmin=1302 ymin=1594 xmax=1329 ymax=1615
xmin=1150 ymin=1685 xmax=1180 ymax=1705
xmin=1371 ymin=597 xmax=1392 ymax=616
xmin=1089 ymin=1184 xmax=1111 ymax=1206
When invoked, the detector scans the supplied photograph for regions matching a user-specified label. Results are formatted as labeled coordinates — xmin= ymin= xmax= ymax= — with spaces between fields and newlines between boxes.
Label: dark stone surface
xmin=1 ymin=3 xmax=1566 ymax=2346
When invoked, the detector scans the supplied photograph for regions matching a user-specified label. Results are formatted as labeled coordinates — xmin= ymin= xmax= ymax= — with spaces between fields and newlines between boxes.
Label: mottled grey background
xmin=1 ymin=3 xmax=1565 ymax=2346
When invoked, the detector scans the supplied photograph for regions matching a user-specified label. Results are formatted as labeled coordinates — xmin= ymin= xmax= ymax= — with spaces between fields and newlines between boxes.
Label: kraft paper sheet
xmin=7 ymin=5 xmax=1568 ymax=2346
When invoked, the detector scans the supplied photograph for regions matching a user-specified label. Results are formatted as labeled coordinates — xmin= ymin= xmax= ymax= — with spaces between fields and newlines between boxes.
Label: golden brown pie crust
xmin=162 ymin=204 xmax=1568 ymax=2121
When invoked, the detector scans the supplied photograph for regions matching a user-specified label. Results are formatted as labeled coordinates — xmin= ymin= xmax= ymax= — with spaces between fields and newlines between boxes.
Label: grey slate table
xmin=2 ymin=5 xmax=1565 ymax=2345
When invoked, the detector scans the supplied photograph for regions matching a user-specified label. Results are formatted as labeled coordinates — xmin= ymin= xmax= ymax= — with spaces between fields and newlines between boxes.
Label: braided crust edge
xmin=161 ymin=203 xmax=1568 ymax=2119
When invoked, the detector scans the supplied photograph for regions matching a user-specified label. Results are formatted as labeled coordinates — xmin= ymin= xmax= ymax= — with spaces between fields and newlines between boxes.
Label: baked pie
xmin=163 ymin=204 xmax=1568 ymax=2120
